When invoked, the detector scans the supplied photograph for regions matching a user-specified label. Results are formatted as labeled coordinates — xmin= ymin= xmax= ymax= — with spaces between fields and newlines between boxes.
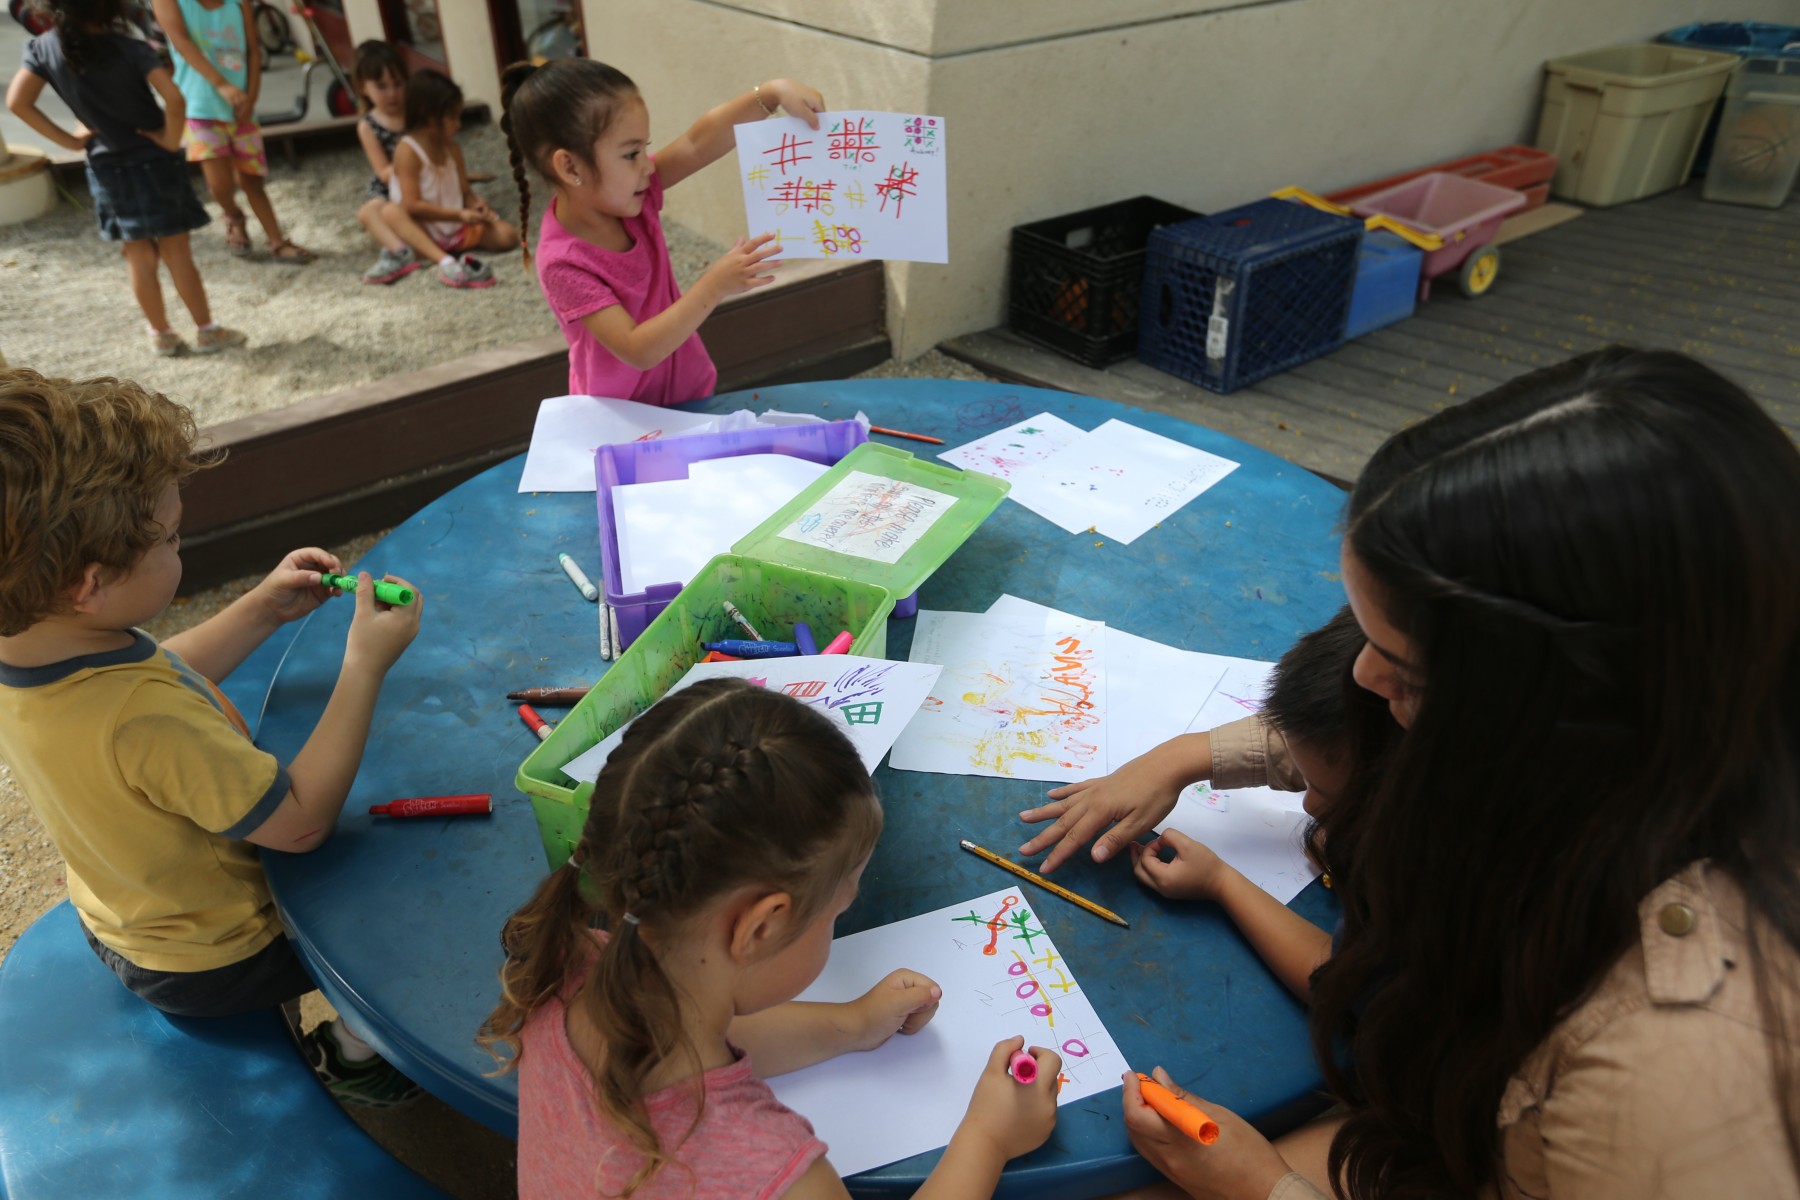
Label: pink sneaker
xmin=438 ymin=254 xmax=495 ymax=289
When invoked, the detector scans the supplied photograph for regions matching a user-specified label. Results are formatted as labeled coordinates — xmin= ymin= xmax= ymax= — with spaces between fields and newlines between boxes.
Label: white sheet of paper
xmin=558 ymin=655 xmax=942 ymax=782
xmin=775 ymin=470 xmax=959 ymax=565
xmin=1007 ymin=419 xmax=1241 ymax=543
xmin=732 ymin=111 xmax=948 ymax=263
xmin=938 ymin=413 xmax=1084 ymax=482
xmin=889 ymin=607 xmax=1107 ymax=782
xmin=516 ymin=395 xmax=724 ymax=493
xmin=769 ymin=887 xmax=1124 ymax=1177
xmin=611 ymin=457 xmax=829 ymax=595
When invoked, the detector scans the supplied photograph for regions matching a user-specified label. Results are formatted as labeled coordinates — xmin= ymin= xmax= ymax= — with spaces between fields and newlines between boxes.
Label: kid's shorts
xmin=184 ymin=117 xmax=268 ymax=175
xmin=85 ymin=152 xmax=211 ymax=243
xmin=431 ymin=222 xmax=482 ymax=253
xmin=82 ymin=921 xmax=316 ymax=1018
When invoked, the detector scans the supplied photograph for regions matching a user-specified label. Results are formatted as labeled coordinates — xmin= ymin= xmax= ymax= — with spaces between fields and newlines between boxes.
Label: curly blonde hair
xmin=0 ymin=369 xmax=210 ymax=636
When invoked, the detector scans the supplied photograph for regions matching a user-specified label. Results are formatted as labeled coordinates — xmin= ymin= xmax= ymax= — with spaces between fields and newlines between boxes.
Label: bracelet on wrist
xmin=753 ymin=83 xmax=779 ymax=117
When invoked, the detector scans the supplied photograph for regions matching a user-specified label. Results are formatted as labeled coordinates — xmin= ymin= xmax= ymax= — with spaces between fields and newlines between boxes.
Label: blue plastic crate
xmin=1136 ymin=199 xmax=1360 ymax=394
xmin=1660 ymin=24 xmax=1800 ymax=173
xmin=1344 ymin=231 xmax=1422 ymax=339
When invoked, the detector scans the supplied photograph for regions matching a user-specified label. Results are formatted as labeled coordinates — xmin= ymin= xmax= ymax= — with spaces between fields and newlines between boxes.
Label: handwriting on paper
xmin=776 ymin=470 xmax=958 ymax=564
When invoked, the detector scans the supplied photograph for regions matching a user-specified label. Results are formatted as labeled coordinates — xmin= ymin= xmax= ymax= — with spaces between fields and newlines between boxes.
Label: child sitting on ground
xmin=348 ymin=39 xmax=419 ymax=285
xmin=1020 ymin=608 xmax=1391 ymax=998
xmin=378 ymin=68 xmax=518 ymax=289
xmin=0 ymin=368 xmax=421 ymax=1105
xmin=153 ymin=0 xmax=313 ymax=262
xmin=500 ymin=60 xmax=823 ymax=405
xmin=6 ymin=0 xmax=246 ymax=356
xmin=480 ymin=678 xmax=1061 ymax=1198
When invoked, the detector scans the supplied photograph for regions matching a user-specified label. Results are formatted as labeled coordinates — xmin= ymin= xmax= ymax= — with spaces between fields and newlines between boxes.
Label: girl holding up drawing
xmin=499 ymin=59 xmax=824 ymax=406
xmin=481 ymin=678 xmax=1062 ymax=1199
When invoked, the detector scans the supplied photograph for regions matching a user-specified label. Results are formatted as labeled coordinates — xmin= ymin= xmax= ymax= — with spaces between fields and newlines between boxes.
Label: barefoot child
xmin=153 ymin=0 xmax=313 ymax=263
xmin=480 ymin=678 xmax=1062 ymax=1198
xmin=0 ymin=369 xmax=421 ymax=1106
xmin=349 ymin=39 xmax=417 ymax=285
xmin=6 ymin=0 xmax=246 ymax=355
xmin=500 ymin=60 xmax=822 ymax=405
xmin=379 ymin=68 xmax=518 ymax=289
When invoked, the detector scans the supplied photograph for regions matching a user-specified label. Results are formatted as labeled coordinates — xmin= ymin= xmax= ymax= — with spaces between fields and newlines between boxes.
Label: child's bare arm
xmin=163 ymin=548 xmax=341 ymax=683
xmin=5 ymin=69 xmax=89 ymax=151
xmin=142 ymin=67 xmax=188 ymax=153
xmin=728 ymin=969 xmax=941 ymax=1077
xmin=240 ymin=575 xmax=421 ymax=852
xmin=577 ymin=233 xmax=780 ymax=370
xmin=239 ymin=0 xmax=260 ymax=106
xmin=357 ymin=120 xmax=395 ymax=184
xmin=654 ymin=77 xmax=823 ymax=190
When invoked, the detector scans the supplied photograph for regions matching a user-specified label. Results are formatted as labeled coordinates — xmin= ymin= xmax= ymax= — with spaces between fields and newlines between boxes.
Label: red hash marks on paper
xmin=810 ymin=220 xmax=864 ymax=257
xmin=781 ymin=680 xmax=827 ymax=698
xmin=770 ymin=178 xmax=837 ymax=214
xmin=763 ymin=132 xmax=813 ymax=176
xmin=875 ymin=161 xmax=919 ymax=219
xmin=827 ymin=117 xmax=880 ymax=165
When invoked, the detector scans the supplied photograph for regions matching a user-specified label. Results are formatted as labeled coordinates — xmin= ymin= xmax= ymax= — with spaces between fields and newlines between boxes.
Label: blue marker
xmin=793 ymin=621 xmax=819 ymax=656
xmin=704 ymin=640 xmax=801 ymax=659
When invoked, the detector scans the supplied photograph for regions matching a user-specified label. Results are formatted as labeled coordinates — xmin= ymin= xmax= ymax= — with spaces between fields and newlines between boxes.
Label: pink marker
xmin=1009 ymin=1049 xmax=1038 ymax=1085
xmin=820 ymin=630 xmax=854 ymax=655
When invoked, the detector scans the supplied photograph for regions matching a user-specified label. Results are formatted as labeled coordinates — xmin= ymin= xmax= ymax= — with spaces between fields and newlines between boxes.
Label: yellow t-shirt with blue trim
xmin=0 ymin=632 xmax=291 ymax=972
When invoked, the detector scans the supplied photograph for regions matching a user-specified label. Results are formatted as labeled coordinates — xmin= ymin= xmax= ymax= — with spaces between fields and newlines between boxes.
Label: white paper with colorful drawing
xmin=888 ymin=606 xmax=1107 ymax=782
xmin=774 ymin=470 xmax=958 ymax=564
xmin=732 ymin=111 xmax=948 ymax=263
xmin=558 ymin=655 xmax=942 ymax=783
xmin=1160 ymin=656 xmax=1320 ymax=903
xmin=938 ymin=413 xmax=1084 ymax=481
xmin=768 ymin=887 xmax=1123 ymax=1177
xmin=1006 ymin=419 xmax=1241 ymax=543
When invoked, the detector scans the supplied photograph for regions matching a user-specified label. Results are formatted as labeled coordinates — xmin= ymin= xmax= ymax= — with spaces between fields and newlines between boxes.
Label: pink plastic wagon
xmin=1350 ymin=173 xmax=1528 ymax=300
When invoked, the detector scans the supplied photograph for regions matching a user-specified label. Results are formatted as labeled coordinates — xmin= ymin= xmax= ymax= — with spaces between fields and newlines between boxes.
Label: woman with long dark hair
xmin=1123 ymin=347 xmax=1800 ymax=1199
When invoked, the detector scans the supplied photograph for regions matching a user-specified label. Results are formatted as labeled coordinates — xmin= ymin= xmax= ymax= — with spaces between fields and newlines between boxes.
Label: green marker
xmin=319 ymin=572 xmax=415 ymax=606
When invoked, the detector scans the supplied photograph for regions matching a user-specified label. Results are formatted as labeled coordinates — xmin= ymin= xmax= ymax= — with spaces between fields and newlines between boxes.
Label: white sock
xmin=438 ymin=255 xmax=456 ymax=269
xmin=327 ymin=1018 xmax=378 ymax=1063
xmin=198 ymin=322 xmax=218 ymax=333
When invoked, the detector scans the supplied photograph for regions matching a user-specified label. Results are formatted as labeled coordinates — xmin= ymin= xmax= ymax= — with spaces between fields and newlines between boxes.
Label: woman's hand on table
xmin=844 ymin=968 xmax=942 ymax=1051
xmin=1017 ymin=735 xmax=1207 ymax=873
xmin=1123 ymin=1068 xmax=1293 ymax=1200
xmin=254 ymin=547 xmax=343 ymax=624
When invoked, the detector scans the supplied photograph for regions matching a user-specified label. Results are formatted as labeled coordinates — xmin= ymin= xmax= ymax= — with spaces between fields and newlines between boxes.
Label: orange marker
xmin=518 ymin=704 xmax=553 ymax=741
xmin=701 ymin=651 xmax=745 ymax=663
xmin=1135 ymin=1074 xmax=1220 ymax=1144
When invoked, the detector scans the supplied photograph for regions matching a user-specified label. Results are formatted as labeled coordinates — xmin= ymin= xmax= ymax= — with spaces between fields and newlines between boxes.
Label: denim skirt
xmin=85 ymin=153 xmax=211 ymax=242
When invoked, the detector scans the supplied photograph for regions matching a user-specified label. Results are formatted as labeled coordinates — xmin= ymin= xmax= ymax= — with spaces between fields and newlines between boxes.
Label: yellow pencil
xmin=959 ymin=839 xmax=1131 ymax=929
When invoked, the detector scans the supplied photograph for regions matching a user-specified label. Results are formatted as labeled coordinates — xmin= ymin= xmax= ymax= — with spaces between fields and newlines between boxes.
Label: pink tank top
xmin=517 ymin=966 xmax=828 ymax=1198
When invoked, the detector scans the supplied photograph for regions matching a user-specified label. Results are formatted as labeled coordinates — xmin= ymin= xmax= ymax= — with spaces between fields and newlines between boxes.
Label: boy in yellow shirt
xmin=0 ymin=368 xmax=420 ymax=1106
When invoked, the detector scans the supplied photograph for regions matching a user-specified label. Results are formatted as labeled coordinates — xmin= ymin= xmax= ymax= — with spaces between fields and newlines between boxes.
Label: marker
xmin=319 ymin=572 xmax=414 ymax=606
xmin=1009 ymin=1049 xmax=1038 ymax=1085
xmin=507 ymin=686 xmax=591 ymax=705
xmin=870 ymin=425 xmax=944 ymax=445
xmin=1134 ymin=1074 xmax=1220 ymax=1145
xmin=820 ymin=630 xmax=854 ymax=655
xmin=723 ymin=600 xmax=764 ymax=641
xmin=960 ymin=839 xmax=1130 ymax=928
xmin=599 ymin=598 xmax=614 ymax=661
xmin=609 ymin=606 xmax=623 ymax=657
xmin=518 ymin=704 xmax=553 ymax=741
xmin=558 ymin=552 xmax=599 ymax=601
xmin=793 ymin=621 xmax=819 ymax=656
xmin=703 ymin=640 xmax=800 ymax=659
xmin=369 ymin=794 xmax=492 ymax=817
xmin=701 ymin=651 xmax=745 ymax=663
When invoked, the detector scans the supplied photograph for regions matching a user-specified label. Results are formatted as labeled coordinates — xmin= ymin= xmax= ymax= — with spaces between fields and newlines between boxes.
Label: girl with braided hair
xmin=498 ymin=59 xmax=821 ymax=406
xmin=482 ymin=678 xmax=1062 ymax=1198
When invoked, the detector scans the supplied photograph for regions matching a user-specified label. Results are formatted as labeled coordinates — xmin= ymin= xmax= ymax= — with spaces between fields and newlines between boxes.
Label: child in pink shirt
xmin=481 ymin=679 xmax=1062 ymax=1198
xmin=500 ymin=59 xmax=820 ymax=406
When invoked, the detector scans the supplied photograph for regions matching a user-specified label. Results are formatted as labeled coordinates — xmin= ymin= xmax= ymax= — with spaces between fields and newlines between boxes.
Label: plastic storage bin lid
xmin=731 ymin=442 xmax=1009 ymax=601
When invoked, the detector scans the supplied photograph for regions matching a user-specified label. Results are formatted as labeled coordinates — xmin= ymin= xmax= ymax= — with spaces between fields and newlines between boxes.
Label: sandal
xmin=267 ymin=237 xmax=316 ymax=266
xmin=222 ymin=213 xmax=251 ymax=256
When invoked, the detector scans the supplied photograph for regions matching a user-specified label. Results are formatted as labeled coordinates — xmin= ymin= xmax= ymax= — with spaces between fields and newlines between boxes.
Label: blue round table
xmin=256 ymin=380 xmax=1346 ymax=1198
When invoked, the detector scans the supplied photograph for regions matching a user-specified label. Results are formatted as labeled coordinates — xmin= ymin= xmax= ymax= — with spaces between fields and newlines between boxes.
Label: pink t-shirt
xmin=517 ymin=967 xmax=827 ymax=1199
xmin=534 ymin=169 xmax=719 ymax=407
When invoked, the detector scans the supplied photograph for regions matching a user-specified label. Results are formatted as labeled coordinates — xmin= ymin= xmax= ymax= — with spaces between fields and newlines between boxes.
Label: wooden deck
xmin=944 ymin=184 xmax=1800 ymax=485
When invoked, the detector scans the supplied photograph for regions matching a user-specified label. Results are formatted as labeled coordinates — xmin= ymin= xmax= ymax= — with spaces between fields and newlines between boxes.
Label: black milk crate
xmin=1137 ymin=198 xmax=1361 ymax=394
xmin=1007 ymin=196 xmax=1200 ymax=368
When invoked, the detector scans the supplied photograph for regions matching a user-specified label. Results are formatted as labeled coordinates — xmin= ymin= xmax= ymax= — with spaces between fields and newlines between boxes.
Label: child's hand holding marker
xmin=341 ymin=572 xmax=423 ymax=672
xmin=958 ymin=1036 xmax=1062 ymax=1163
xmin=252 ymin=547 xmax=345 ymax=624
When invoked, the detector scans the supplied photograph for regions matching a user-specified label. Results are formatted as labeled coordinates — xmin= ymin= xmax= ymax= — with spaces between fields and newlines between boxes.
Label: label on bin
xmin=776 ymin=469 xmax=958 ymax=564
xmin=1206 ymin=315 xmax=1230 ymax=360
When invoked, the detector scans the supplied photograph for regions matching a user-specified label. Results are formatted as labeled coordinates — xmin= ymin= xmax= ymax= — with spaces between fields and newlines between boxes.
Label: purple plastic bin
xmin=1351 ymin=173 xmax=1526 ymax=300
xmin=596 ymin=421 xmax=871 ymax=652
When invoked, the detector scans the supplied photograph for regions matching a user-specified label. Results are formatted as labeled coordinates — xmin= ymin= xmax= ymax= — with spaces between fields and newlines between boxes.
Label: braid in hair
xmin=498 ymin=62 xmax=539 ymax=266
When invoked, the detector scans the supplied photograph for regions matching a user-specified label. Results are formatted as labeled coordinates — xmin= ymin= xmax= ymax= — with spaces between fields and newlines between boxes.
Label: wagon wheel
xmin=1459 ymin=246 xmax=1501 ymax=298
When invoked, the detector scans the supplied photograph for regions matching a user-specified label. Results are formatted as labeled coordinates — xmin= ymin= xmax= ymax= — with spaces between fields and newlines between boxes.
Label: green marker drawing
xmin=319 ymin=572 xmax=415 ymax=606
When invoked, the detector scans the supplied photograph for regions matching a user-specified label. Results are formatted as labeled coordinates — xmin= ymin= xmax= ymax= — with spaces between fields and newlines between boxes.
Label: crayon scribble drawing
xmin=776 ymin=470 xmax=958 ymax=564
xmin=939 ymin=412 xmax=1084 ymax=482
xmin=769 ymin=887 xmax=1125 ymax=1177
xmin=1007 ymin=418 xmax=1241 ymax=544
xmin=734 ymin=111 xmax=948 ymax=262
xmin=890 ymin=607 xmax=1109 ymax=783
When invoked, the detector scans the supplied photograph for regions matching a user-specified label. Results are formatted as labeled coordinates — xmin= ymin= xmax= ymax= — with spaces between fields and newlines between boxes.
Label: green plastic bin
xmin=1535 ymin=43 xmax=1739 ymax=206
xmin=515 ymin=443 xmax=1009 ymax=868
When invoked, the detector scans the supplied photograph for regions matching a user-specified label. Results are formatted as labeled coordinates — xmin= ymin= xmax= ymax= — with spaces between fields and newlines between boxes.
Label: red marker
xmin=1009 ymin=1049 xmax=1038 ymax=1085
xmin=518 ymin=703 xmax=553 ymax=741
xmin=820 ymin=630 xmax=854 ymax=655
xmin=369 ymin=794 xmax=493 ymax=817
